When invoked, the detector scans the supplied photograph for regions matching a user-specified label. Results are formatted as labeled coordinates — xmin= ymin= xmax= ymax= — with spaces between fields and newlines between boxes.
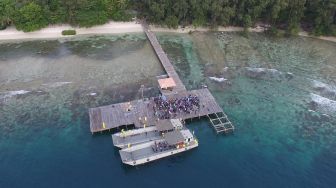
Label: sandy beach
xmin=1 ymin=21 xmax=336 ymax=43
xmin=298 ymin=31 xmax=336 ymax=43
xmin=0 ymin=21 xmax=143 ymax=41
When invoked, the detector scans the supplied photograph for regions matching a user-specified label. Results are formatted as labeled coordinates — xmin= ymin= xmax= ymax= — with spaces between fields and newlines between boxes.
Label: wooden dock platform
xmin=89 ymin=88 xmax=227 ymax=133
xmin=88 ymin=21 xmax=234 ymax=134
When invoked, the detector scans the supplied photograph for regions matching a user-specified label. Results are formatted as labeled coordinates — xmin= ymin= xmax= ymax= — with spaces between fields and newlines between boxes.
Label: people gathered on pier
xmin=153 ymin=95 xmax=200 ymax=119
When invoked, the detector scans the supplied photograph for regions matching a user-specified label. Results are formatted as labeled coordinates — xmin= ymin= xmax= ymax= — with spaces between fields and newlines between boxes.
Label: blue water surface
xmin=0 ymin=33 xmax=336 ymax=188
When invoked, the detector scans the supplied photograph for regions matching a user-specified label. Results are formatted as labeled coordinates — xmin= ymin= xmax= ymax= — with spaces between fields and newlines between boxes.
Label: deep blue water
xmin=0 ymin=33 xmax=336 ymax=188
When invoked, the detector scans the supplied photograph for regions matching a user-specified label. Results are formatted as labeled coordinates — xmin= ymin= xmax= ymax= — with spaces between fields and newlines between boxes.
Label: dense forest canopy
xmin=0 ymin=0 xmax=131 ymax=32
xmin=135 ymin=0 xmax=336 ymax=36
xmin=0 ymin=0 xmax=335 ymax=36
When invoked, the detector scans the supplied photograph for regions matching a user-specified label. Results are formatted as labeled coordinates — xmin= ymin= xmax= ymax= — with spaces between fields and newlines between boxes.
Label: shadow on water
xmin=91 ymin=124 xmax=136 ymax=137
xmin=0 ymin=40 xmax=62 ymax=60
xmin=63 ymin=35 xmax=147 ymax=61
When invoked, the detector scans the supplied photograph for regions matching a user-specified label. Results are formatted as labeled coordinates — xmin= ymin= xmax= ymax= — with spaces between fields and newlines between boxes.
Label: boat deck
xmin=112 ymin=130 xmax=161 ymax=148
xmin=119 ymin=139 xmax=198 ymax=165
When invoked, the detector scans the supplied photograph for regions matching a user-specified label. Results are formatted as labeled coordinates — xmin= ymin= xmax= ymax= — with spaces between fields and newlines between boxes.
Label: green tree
xmin=148 ymin=2 xmax=165 ymax=23
xmin=0 ymin=0 xmax=334 ymax=36
xmin=0 ymin=0 xmax=15 ymax=29
xmin=45 ymin=0 xmax=68 ymax=24
xmin=190 ymin=0 xmax=206 ymax=27
xmin=286 ymin=0 xmax=306 ymax=35
xmin=307 ymin=0 xmax=336 ymax=36
xmin=165 ymin=15 xmax=179 ymax=28
xmin=14 ymin=2 xmax=48 ymax=32
xmin=75 ymin=10 xmax=108 ymax=27
xmin=103 ymin=0 xmax=130 ymax=21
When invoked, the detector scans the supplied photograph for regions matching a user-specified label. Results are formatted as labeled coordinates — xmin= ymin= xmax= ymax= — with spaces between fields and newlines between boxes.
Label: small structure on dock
xmin=158 ymin=77 xmax=176 ymax=91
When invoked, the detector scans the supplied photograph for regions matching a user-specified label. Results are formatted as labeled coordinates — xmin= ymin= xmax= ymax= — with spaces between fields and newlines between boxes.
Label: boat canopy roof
xmin=180 ymin=129 xmax=193 ymax=139
xmin=164 ymin=130 xmax=184 ymax=145
xmin=156 ymin=119 xmax=175 ymax=132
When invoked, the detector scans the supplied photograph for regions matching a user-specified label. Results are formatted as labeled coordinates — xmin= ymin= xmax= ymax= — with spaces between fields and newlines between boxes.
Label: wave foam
xmin=310 ymin=93 xmax=336 ymax=113
xmin=0 ymin=90 xmax=30 ymax=99
xmin=244 ymin=67 xmax=283 ymax=79
xmin=312 ymin=80 xmax=336 ymax=99
xmin=209 ymin=77 xmax=227 ymax=82
xmin=42 ymin=82 xmax=72 ymax=88
xmin=312 ymin=80 xmax=336 ymax=91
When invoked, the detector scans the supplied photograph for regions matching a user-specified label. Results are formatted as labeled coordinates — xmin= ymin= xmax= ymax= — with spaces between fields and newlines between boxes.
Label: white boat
xmin=112 ymin=126 xmax=160 ymax=148
xmin=119 ymin=129 xmax=198 ymax=166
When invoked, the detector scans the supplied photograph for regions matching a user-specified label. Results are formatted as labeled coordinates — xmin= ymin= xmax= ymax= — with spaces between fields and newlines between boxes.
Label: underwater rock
xmin=312 ymin=80 xmax=336 ymax=100
xmin=245 ymin=67 xmax=284 ymax=80
xmin=285 ymin=72 xmax=294 ymax=80
xmin=222 ymin=67 xmax=229 ymax=72
xmin=245 ymin=67 xmax=267 ymax=78
xmin=228 ymin=97 xmax=241 ymax=106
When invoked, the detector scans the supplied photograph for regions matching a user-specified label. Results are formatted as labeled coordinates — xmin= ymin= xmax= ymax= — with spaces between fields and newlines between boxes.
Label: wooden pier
xmin=141 ymin=21 xmax=186 ymax=94
xmin=89 ymin=88 xmax=233 ymax=133
xmin=88 ymin=21 xmax=234 ymax=134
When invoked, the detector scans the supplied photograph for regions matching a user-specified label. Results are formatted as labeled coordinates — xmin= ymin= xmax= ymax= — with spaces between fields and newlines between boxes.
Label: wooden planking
xmin=141 ymin=21 xmax=186 ymax=93
xmin=89 ymin=88 xmax=224 ymax=133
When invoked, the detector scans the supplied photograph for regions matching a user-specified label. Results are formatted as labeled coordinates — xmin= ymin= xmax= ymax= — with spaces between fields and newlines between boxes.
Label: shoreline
xmin=298 ymin=31 xmax=336 ymax=43
xmin=151 ymin=25 xmax=336 ymax=43
xmin=0 ymin=21 xmax=336 ymax=43
xmin=0 ymin=21 xmax=143 ymax=42
xmin=150 ymin=25 xmax=265 ymax=33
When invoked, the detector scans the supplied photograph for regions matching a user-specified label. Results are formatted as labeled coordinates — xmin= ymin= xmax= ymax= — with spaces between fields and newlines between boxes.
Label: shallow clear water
xmin=0 ymin=33 xmax=336 ymax=188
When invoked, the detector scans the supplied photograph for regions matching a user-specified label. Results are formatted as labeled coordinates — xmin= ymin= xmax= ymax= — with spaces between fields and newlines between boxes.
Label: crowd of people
xmin=153 ymin=95 xmax=200 ymax=119
xmin=152 ymin=141 xmax=172 ymax=152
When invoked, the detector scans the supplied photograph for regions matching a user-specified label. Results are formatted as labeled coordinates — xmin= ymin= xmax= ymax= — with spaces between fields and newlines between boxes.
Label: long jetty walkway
xmin=88 ymin=21 xmax=234 ymax=134
xmin=141 ymin=22 xmax=186 ymax=94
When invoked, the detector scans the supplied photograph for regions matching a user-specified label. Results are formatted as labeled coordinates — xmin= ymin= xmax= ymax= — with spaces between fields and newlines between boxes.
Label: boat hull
xmin=122 ymin=142 xmax=198 ymax=166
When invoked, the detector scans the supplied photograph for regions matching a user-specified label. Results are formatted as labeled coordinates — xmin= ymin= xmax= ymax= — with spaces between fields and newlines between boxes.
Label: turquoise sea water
xmin=0 ymin=33 xmax=336 ymax=187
